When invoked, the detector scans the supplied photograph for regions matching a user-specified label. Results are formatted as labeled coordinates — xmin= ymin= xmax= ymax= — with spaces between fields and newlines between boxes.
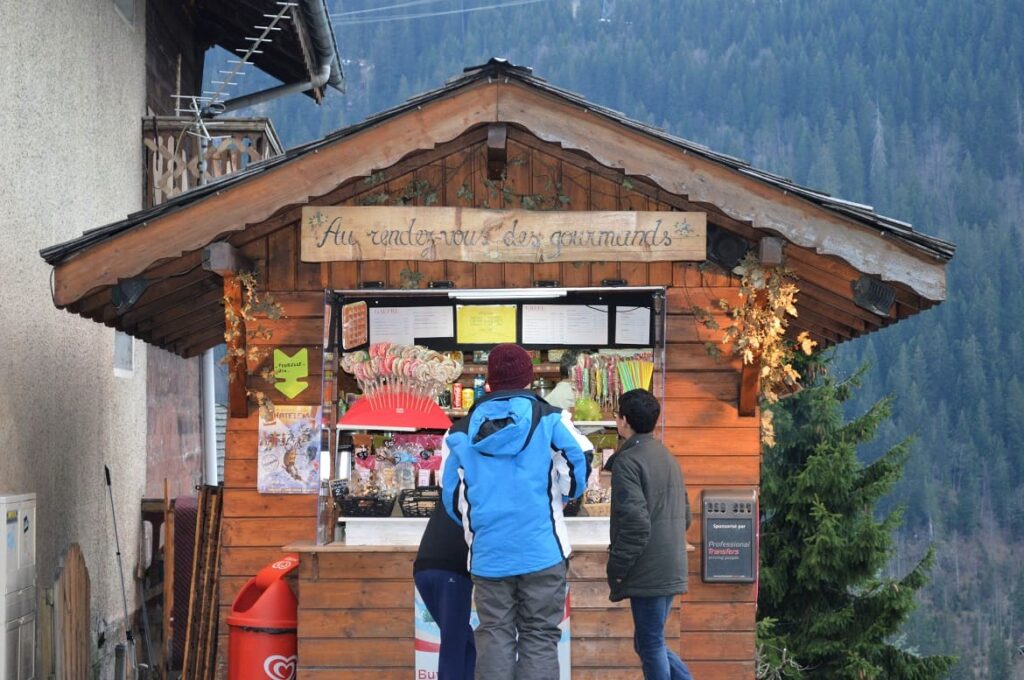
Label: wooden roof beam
xmin=108 ymin=259 xmax=212 ymax=326
xmin=785 ymin=245 xmax=922 ymax=312
xmin=797 ymin=306 xmax=856 ymax=342
xmin=177 ymin=323 xmax=228 ymax=358
xmin=123 ymin=278 xmax=222 ymax=333
xmin=797 ymin=295 xmax=867 ymax=334
xmin=149 ymin=301 xmax=225 ymax=345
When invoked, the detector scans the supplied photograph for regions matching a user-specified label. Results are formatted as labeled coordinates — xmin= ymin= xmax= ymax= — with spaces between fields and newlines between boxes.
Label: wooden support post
xmin=739 ymin=360 xmax=760 ymax=417
xmin=487 ymin=123 xmax=508 ymax=180
xmin=223 ymin=274 xmax=249 ymax=418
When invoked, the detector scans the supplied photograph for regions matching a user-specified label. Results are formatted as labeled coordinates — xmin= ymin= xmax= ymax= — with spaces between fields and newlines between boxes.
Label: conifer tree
xmin=758 ymin=354 xmax=955 ymax=679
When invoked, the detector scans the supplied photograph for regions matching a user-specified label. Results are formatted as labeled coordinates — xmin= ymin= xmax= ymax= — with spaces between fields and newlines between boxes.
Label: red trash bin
xmin=227 ymin=553 xmax=301 ymax=680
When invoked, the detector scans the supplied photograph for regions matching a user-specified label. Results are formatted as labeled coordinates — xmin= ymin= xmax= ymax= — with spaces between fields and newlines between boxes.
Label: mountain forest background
xmin=206 ymin=0 xmax=1024 ymax=676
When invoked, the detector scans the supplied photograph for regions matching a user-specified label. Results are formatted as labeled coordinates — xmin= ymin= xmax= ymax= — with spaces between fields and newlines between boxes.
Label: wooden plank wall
xmin=295 ymin=548 xmax=680 ymax=679
xmin=219 ymin=133 xmax=759 ymax=678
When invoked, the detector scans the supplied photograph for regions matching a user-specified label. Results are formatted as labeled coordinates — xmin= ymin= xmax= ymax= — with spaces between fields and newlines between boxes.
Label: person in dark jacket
xmin=414 ymin=502 xmax=475 ymax=679
xmin=442 ymin=343 xmax=592 ymax=680
xmin=606 ymin=388 xmax=693 ymax=680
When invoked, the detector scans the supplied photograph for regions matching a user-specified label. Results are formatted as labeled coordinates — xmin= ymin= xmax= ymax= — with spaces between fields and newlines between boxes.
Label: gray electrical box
xmin=702 ymin=489 xmax=757 ymax=583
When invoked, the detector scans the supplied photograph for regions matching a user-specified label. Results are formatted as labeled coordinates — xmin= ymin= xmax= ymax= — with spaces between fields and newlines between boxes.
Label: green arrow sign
xmin=274 ymin=348 xmax=310 ymax=399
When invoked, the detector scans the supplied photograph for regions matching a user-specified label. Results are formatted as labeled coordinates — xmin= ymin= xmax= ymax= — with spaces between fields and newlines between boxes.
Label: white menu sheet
xmin=413 ymin=306 xmax=455 ymax=339
xmin=369 ymin=307 xmax=413 ymax=344
xmin=522 ymin=305 xmax=608 ymax=345
xmin=615 ymin=306 xmax=651 ymax=345
xmin=369 ymin=306 xmax=454 ymax=345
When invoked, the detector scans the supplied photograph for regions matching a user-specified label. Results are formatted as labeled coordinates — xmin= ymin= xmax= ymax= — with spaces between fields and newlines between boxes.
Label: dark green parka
xmin=606 ymin=433 xmax=691 ymax=602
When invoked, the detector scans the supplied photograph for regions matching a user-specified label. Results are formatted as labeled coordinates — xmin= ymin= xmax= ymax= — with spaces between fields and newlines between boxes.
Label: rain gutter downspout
xmin=203 ymin=64 xmax=331 ymax=117
xmin=202 ymin=348 xmax=218 ymax=485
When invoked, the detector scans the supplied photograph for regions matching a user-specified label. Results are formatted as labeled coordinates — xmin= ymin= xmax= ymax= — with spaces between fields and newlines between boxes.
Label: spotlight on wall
xmin=706 ymin=225 xmax=752 ymax=271
xmin=111 ymin=276 xmax=151 ymax=314
xmin=852 ymin=275 xmax=896 ymax=317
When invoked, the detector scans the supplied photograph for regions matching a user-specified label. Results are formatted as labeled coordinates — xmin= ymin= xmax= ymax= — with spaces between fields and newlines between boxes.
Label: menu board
xmin=615 ymin=306 xmax=651 ymax=345
xmin=341 ymin=301 xmax=368 ymax=349
xmin=522 ymin=305 xmax=608 ymax=345
xmin=369 ymin=306 xmax=454 ymax=345
xmin=456 ymin=305 xmax=517 ymax=344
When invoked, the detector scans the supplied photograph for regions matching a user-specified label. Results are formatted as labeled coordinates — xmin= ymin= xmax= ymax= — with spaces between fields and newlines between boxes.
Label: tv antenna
xmin=168 ymin=2 xmax=298 ymax=182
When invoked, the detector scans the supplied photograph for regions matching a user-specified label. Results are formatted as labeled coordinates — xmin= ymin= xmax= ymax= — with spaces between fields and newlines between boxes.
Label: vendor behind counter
xmin=544 ymin=350 xmax=580 ymax=410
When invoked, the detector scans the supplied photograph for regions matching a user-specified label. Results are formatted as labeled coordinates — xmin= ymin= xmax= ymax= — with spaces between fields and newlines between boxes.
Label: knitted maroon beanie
xmin=486 ymin=343 xmax=534 ymax=391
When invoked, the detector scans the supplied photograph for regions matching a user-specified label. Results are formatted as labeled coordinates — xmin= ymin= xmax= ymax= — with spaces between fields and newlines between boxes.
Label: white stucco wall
xmin=0 ymin=0 xmax=149 ymax=669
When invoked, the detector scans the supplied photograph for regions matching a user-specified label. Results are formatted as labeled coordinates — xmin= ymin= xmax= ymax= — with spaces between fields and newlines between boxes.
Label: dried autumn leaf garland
xmin=694 ymin=252 xmax=817 ymax=445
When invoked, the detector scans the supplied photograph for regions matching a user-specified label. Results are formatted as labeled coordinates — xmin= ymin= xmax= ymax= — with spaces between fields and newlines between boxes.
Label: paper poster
xmin=414 ymin=306 xmax=455 ymax=339
xmin=257 ymin=406 xmax=321 ymax=494
xmin=522 ymin=305 xmax=608 ymax=345
xmin=414 ymin=586 xmax=571 ymax=679
xmin=273 ymin=348 xmax=309 ymax=399
xmin=341 ymin=301 xmax=368 ymax=349
xmin=615 ymin=306 xmax=651 ymax=345
xmin=369 ymin=306 xmax=412 ymax=345
xmin=456 ymin=305 xmax=517 ymax=344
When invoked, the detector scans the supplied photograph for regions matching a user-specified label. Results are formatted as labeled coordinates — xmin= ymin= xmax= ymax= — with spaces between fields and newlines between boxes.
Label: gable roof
xmin=40 ymin=59 xmax=954 ymax=354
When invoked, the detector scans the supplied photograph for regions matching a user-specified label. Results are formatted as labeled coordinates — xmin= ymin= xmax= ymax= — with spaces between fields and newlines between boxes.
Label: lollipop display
xmin=570 ymin=350 xmax=655 ymax=417
xmin=339 ymin=343 xmax=462 ymax=430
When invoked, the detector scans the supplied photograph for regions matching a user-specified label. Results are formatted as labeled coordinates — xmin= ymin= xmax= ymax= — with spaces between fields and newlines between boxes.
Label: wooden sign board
xmin=301 ymin=206 xmax=706 ymax=263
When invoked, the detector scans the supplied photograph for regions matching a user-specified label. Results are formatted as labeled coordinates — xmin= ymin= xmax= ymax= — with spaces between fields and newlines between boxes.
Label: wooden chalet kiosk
xmin=41 ymin=60 xmax=952 ymax=678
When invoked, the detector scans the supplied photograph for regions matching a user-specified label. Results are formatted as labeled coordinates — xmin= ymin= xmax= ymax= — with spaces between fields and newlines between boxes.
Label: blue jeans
xmin=630 ymin=595 xmax=694 ymax=680
xmin=415 ymin=569 xmax=476 ymax=680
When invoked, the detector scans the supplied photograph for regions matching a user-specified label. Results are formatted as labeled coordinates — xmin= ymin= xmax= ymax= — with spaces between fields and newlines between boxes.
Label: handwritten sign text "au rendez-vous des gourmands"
xmin=300 ymin=206 xmax=706 ymax=263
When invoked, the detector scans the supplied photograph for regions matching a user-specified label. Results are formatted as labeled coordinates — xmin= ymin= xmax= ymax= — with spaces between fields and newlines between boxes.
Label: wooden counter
xmin=285 ymin=541 xmax=678 ymax=679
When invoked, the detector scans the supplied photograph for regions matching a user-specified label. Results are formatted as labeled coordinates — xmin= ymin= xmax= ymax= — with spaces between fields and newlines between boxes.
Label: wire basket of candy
xmin=337 ymin=493 xmax=397 ymax=517
xmin=399 ymin=487 xmax=441 ymax=517
xmin=582 ymin=487 xmax=611 ymax=516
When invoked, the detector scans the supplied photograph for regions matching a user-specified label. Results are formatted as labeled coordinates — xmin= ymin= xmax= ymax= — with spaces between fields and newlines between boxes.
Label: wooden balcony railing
xmin=142 ymin=116 xmax=284 ymax=207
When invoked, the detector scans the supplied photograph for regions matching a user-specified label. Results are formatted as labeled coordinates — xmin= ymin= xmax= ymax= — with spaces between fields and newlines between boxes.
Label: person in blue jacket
xmin=442 ymin=343 xmax=592 ymax=680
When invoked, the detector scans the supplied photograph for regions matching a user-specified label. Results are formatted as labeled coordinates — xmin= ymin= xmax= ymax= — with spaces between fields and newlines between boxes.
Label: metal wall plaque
xmin=702 ymin=488 xmax=758 ymax=583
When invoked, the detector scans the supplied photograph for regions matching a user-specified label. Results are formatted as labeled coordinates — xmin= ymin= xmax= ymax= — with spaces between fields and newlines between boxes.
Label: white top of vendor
xmin=546 ymin=380 xmax=577 ymax=410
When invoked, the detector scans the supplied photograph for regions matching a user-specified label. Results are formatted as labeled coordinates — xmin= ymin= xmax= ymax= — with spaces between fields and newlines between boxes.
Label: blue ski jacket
xmin=441 ymin=389 xmax=593 ymax=578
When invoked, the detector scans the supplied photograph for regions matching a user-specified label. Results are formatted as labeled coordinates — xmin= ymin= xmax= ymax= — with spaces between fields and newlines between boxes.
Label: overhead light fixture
xmin=707 ymin=225 xmax=751 ymax=271
xmin=852 ymin=276 xmax=896 ymax=317
xmin=111 ymin=276 xmax=151 ymax=314
xmin=448 ymin=288 xmax=568 ymax=301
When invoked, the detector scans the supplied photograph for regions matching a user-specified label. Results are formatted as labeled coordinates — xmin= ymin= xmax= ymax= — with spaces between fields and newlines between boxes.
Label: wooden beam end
xmin=739 ymin=361 xmax=759 ymax=417
xmin=486 ymin=123 xmax=508 ymax=180
xmin=203 ymin=242 xmax=253 ymax=277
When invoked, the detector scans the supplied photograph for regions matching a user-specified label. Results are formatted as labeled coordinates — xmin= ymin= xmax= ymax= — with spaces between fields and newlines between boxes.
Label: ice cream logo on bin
xmin=263 ymin=654 xmax=297 ymax=680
